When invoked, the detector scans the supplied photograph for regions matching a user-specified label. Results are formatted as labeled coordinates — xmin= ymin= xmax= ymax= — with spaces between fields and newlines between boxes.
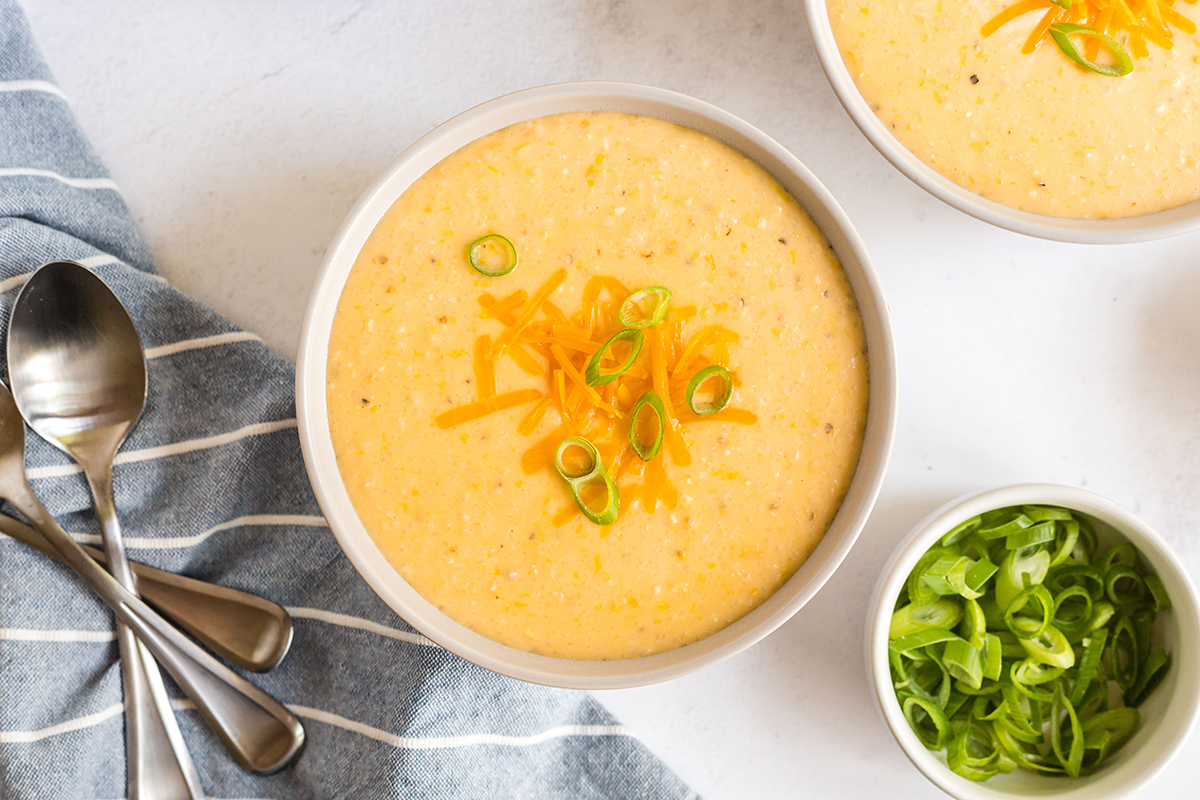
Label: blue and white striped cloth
xmin=0 ymin=4 xmax=696 ymax=797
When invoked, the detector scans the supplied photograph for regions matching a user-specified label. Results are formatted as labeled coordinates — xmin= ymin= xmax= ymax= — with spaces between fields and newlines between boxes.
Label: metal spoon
xmin=9 ymin=262 xmax=201 ymax=798
xmin=0 ymin=380 xmax=305 ymax=773
xmin=0 ymin=512 xmax=292 ymax=672
xmin=7 ymin=261 xmax=304 ymax=773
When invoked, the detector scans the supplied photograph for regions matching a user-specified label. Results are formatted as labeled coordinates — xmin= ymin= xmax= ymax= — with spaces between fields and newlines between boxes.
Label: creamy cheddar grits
xmin=326 ymin=111 xmax=869 ymax=659
xmin=828 ymin=0 xmax=1200 ymax=218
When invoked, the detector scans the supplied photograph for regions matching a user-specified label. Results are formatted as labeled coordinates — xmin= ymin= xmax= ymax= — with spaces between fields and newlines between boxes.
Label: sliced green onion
xmin=947 ymin=721 xmax=1008 ymax=781
xmin=1105 ymin=564 xmax=1147 ymax=609
xmin=959 ymin=598 xmax=987 ymax=649
xmin=585 ymin=328 xmax=644 ymax=386
xmin=1049 ymin=23 xmax=1133 ymax=78
xmin=1006 ymin=520 xmax=1055 ymax=550
xmin=944 ymin=639 xmax=985 ymax=690
xmin=1096 ymin=542 xmax=1139 ymax=573
xmin=1125 ymin=649 xmax=1170 ymax=708
xmin=1047 ymin=563 xmax=1105 ymax=602
xmin=965 ymin=557 xmax=999 ymax=593
xmin=1144 ymin=574 xmax=1172 ymax=612
xmin=618 ymin=286 xmax=672 ymax=328
xmin=922 ymin=556 xmax=969 ymax=596
xmin=1081 ymin=708 xmax=1139 ymax=756
xmin=1011 ymin=660 xmax=1064 ymax=702
xmin=628 ymin=390 xmax=665 ymax=461
xmin=1049 ymin=520 xmax=1080 ymax=566
xmin=1022 ymin=505 xmax=1074 ymax=522
xmin=1132 ymin=607 xmax=1154 ymax=666
xmin=1019 ymin=625 xmax=1075 ymax=669
xmin=1004 ymin=584 xmax=1054 ymax=639
xmin=1069 ymin=628 xmax=1108 ymax=707
xmin=1073 ymin=516 xmax=1098 ymax=564
xmin=1051 ymin=585 xmax=1094 ymax=639
xmin=1050 ymin=689 xmax=1085 ymax=778
xmin=467 ymin=234 xmax=518 ymax=277
xmin=908 ymin=546 xmax=961 ymax=606
xmin=553 ymin=437 xmax=619 ymax=525
xmin=937 ymin=556 xmax=990 ymax=600
xmin=890 ymin=626 xmax=964 ymax=654
xmin=1111 ymin=615 xmax=1139 ymax=691
xmin=977 ymin=514 xmax=1033 ymax=541
xmin=554 ymin=437 xmax=601 ymax=481
xmin=996 ymin=547 xmax=1051 ymax=611
xmin=982 ymin=633 xmax=1003 ymax=682
xmin=685 ymin=365 xmax=733 ymax=415
xmin=945 ymin=691 xmax=972 ymax=720
xmin=891 ymin=599 xmax=964 ymax=639
xmin=940 ymin=515 xmax=982 ymax=546
xmin=902 ymin=695 xmax=953 ymax=750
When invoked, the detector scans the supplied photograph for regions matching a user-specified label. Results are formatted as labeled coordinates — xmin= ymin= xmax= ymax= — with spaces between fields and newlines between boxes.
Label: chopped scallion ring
xmin=584 ymin=328 xmax=643 ymax=386
xmin=686 ymin=365 xmax=733 ymax=415
xmin=628 ymin=390 xmax=666 ymax=461
xmin=467 ymin=234 xmax=519 ymax=277
xmin=554 ymin=436 xmax=601 ymax=481
xmin=1048 ymin=23 xmax=1133 ymax=78
xmin=553 ymin=437 xmax=619 ymax=525
xmin=618 ymin=286 xmax=672 ymax=328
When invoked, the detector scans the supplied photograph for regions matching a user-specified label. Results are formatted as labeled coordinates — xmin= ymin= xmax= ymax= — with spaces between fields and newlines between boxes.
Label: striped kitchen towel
xmin=0 ymin=3 xmax=696 ymax=798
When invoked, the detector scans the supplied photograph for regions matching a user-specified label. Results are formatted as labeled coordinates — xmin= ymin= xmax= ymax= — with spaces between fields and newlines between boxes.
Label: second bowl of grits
xmin=806 ymin=0 xmax=1200 ymax=242
xmin=297 ymin=82 xmax=896 ymax=688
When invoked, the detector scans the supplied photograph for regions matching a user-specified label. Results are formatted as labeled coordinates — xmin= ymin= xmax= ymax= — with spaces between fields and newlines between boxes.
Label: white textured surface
xmin=23 ymin=1 xmax=1199 ymax=797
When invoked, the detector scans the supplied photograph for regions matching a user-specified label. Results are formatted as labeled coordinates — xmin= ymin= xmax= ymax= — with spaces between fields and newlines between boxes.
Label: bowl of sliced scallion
xmin=869 ymin=484 xmax=1200 ymax=799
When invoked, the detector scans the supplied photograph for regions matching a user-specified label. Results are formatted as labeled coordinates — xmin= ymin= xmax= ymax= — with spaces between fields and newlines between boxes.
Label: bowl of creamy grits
xmin=868 ymin=485 xmax=1200 ymax=799
xmin=805 ymin=0 xmax=1200 ymax=243
xmin=297 ymin=82 xmax=896 ymax=688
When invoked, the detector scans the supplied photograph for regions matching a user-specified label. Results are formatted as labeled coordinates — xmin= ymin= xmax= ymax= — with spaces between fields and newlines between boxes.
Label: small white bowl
xmin=868 ymin=484 xmax=1200 ymax=799
xmin=802 ymin=1 xmax=1200 ymax=244
xmin=297 ymin=82 xmax=897 ymax=689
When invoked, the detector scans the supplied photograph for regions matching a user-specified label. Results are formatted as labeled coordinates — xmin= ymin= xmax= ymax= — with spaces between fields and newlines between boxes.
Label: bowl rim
xmin=801 ymin=0 xmax=1200 ymax=244
xmin=867 ymin=483 xmax=1200 ymax=799
xmin=296 ymin=80 xmax=897 ymax=689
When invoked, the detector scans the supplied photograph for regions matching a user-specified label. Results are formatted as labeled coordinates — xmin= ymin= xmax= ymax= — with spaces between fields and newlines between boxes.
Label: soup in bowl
xmin=297 ymin=83 xmax=896 ymax=688
xmin=805 ymin=0 xmax=1200 ymax=242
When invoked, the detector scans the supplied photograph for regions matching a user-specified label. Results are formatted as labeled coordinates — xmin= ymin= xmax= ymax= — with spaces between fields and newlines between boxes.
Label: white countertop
xmin=25 ymin=1 xmax=1199 ymax=797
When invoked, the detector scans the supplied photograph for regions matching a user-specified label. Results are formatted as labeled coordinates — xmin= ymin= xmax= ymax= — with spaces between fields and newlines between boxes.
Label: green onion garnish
xmin=889 ymin=504 xmax=1172 ymax=782
xmin=1049 ymin=23 xmax=1133 ymax=78
xmin=553 ymin=437 xmax=618 ymax=525
xmin=618 ymin=286 xmax=672 ymax=328
xmin=685 ymin=365 xmax=733 ymax=415
xmin=467 ymin=234 xmax=518 ymax=277
xmin=584 ymin=328 xmax=643 ymax=387
xmin=628 ymin=390 xmax=665 ymax=461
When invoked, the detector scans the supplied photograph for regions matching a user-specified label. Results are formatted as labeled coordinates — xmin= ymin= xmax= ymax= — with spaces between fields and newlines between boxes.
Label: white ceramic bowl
xmin=802 ymin=1 xmax=1200 ymax=244
xmin=297 ymin=82 xmax=897 ymax=689
xmin=868 ymin=484 xmax=1200 ymax=799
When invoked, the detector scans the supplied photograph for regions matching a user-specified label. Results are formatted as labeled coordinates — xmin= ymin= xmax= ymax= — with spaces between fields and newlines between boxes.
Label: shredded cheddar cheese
xmin=984 ymin=0 xmax=1197 ymax=59
xmin=435 ymin=270 xmax=758 ymax=526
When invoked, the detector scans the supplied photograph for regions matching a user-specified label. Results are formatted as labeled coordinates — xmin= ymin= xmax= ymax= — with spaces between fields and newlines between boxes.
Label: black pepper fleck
xmin=970 ymin=75 xmax=979 ymax=84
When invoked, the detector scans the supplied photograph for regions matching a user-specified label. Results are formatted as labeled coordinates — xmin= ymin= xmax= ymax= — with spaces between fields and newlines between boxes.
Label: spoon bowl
xmin=8 ymin=260 xmax=146 ymax=470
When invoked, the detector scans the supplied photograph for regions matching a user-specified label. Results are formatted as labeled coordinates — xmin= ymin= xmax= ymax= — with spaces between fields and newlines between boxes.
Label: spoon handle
xmin=0 ymin=513 xmax=293 ymax=672
xmin=8 ymin=488 xmax=306 ymax=775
